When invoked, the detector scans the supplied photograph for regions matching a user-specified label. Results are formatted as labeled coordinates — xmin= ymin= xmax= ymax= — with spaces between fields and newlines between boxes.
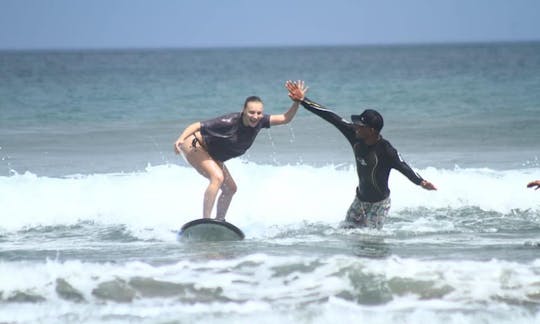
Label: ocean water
xmin=1 ymin=42 xmax=540 ymax=323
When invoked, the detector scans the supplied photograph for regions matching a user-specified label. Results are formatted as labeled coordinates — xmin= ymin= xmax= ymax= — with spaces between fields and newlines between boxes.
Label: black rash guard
xmin=200 ymin=112 xmax=271 ymax=162
xmin=301 ymin=98 xmax=424 ymax=202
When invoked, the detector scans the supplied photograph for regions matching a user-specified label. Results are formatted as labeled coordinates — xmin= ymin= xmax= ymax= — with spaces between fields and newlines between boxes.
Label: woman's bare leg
xmin=199 ymin=160 xmax=225 ymax=219
xmin=180 ymin=136 xmax=224 ymax=219
xmin=216 ymin=164 xmax=237 ymax=220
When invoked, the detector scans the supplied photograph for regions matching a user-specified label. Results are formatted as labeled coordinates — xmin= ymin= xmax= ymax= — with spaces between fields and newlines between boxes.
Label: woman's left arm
xmin=269 ymin=80 xmax=308 ymax=126
xmin=269 ymin=101 xmax=300 ymax=126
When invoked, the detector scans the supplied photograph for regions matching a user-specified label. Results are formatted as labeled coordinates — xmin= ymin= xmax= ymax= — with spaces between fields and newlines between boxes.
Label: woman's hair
xmin=243 ymin=96 xmax=263 ymax=109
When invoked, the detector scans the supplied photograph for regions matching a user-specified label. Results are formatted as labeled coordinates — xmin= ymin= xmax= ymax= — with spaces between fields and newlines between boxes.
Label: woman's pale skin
xmin=174 ymin=81 xmax=308 ymax=220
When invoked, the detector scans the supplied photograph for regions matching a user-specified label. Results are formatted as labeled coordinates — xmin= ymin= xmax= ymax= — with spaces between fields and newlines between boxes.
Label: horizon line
xmin=1 ymin=38 xmax=539 ymax=53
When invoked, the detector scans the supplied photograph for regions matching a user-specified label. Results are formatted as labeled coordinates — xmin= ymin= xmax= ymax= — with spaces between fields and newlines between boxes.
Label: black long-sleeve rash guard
xmin=301 ymin=98 xmax=424 ymax=202
xmin=200 ymin=112 xmax=271 ymax=162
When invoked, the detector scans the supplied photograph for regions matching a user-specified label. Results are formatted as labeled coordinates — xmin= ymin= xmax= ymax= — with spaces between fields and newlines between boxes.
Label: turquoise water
xmin=1 ymin=42 xmax=540 ymax=323
xmin=2 ymin=43 xmax=539 ymax=175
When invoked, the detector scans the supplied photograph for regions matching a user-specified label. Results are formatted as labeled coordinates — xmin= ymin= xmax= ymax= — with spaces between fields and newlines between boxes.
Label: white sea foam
xmin=1 ymin=162 xmax=539 ymax=238
xmin=0 ymin=255 xmax=539 ymax=323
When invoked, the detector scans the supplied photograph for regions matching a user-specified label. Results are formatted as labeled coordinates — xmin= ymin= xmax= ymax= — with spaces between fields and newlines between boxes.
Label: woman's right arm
xmin=174 ymin=121 xmax=201 ymax=154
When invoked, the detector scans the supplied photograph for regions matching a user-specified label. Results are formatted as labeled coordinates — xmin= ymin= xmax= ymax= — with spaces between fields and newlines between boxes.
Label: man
xmin=286 ymin=81 xmax=437 ymax=229
xmin=528 ymin=180 xmax=540 ymax=190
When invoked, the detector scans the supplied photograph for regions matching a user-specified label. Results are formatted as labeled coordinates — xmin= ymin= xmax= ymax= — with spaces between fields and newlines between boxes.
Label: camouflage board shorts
xmin=343 ymin=196 xmax=391 ymax=229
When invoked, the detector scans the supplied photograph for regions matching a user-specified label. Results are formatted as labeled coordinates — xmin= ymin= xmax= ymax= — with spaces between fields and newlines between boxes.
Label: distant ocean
xmin=1 ymin=42 xmax=540 ymax=323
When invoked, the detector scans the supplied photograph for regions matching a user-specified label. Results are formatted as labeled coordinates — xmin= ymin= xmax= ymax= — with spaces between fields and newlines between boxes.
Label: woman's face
xmin=242 ymin=101 xmax=264 ymax=127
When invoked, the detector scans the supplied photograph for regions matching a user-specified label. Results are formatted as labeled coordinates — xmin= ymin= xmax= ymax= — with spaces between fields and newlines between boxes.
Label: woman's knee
xmin=222 ymin=181 xmax=237 ymax=195
xmin=209 ymin=172 xmax=225 ymax=187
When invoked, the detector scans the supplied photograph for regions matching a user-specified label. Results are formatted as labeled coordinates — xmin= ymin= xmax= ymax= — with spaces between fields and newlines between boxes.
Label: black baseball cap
xmin=351 ymin=109 xmax=384 ymax=132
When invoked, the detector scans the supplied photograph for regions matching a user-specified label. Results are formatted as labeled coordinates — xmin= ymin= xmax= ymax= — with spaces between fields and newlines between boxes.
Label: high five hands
xmin=286 ymin=80 xmax=308 ymax=102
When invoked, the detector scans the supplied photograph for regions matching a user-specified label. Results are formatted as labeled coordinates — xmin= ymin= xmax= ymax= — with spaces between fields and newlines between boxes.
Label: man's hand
xmin=286 ymin=80 xmax=308 ymax=101
xmin=421 ymin=180 xmax=437 ymax=191
xmin=527 ymin=180 xmax=540 ymax=190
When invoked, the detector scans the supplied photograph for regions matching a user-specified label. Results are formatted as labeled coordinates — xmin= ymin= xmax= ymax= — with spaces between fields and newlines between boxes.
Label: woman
xmin=174 ymin=81 xmax=307 ymax=221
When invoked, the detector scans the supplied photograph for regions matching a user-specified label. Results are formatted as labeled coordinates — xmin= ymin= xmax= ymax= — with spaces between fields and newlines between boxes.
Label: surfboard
xmin=178 ymin=218 xmax=245 ymax=242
